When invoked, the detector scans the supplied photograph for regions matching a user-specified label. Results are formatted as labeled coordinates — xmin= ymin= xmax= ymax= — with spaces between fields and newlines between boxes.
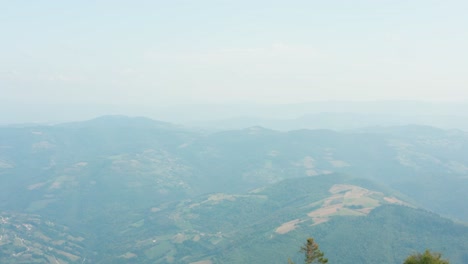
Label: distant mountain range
xmin=3 ymin=101 xmax=468 ymax=131
xmin=188 ymin=112 xmax=468 ymax=131
xmin=1 ymin=116 xmax=468 ymax=263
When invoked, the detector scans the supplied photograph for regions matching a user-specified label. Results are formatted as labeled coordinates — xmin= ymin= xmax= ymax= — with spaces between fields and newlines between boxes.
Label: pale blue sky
xmin=1 ymin=0 xmax=467 ymax=106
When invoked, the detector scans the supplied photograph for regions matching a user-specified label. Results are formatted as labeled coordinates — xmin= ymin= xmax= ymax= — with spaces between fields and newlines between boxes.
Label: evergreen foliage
xmin=289 ymin=237 xmax=328 ymax=264
xmin=301 ymin=238 xmax=328 ymax=264
xmin=404 ymin=250 xmax=449 ymax=264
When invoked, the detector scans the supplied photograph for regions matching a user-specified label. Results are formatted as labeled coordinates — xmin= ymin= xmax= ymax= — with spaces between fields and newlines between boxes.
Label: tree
xmin=301 ymin=238 xmax=328 ymax=264
xmin=289 ymin=237 xmax=328 ymax=264
xmin=403 ymin=249 xmax=449 ymax=264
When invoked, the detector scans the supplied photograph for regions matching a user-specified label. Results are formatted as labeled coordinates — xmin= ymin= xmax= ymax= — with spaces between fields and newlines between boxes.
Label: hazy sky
xmin=1 ymin=0 xmax=468 ymax=106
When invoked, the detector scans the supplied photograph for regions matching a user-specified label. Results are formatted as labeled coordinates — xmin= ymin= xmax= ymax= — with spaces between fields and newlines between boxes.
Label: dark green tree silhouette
xmin=404 ymin=249 xmax=449 ymax=264
xmin=301 ymin=238 xmax=328 ymax=264
xmin=288 ymin=237 xmax=328 ymax=264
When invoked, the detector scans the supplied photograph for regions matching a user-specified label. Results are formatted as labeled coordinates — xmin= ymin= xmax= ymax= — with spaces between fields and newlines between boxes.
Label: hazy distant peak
xmin=87 ymin=115 xmax=160 ymax=123
xmin=59 ymin=115 xmax=177 ymax=129
xmin=243 ymin=126 xmax=276 ymax=134
xmin=287 ymin=128 xmax=338 ymax=136
xmin=355 ymin=124 xmax=451 ymax=137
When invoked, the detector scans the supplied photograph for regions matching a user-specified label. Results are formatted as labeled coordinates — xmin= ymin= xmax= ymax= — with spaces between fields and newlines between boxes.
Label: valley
xmin=1 ymin=116 xmax=468 ymax=263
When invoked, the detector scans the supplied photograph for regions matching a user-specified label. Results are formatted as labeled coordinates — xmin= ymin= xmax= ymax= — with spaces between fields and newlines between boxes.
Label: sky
xmin=1 ymin=0 xmax=468 ymax=108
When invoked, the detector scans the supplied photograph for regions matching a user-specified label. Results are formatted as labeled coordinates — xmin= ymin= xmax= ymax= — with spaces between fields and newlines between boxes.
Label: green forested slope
xmin=1 ymin=116 xmax=468 ymax=263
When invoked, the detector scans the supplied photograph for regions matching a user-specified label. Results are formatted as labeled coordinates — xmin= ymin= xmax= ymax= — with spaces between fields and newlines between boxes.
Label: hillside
xmin=99 ymin=175 xmax=468 ymax=263
xmin=1 ymin=116 xmax=468 ymax=263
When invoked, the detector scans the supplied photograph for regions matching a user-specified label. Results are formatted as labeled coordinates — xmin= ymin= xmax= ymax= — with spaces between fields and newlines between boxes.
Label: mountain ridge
xmin=1 ymin=116 xmax=468 ymax=263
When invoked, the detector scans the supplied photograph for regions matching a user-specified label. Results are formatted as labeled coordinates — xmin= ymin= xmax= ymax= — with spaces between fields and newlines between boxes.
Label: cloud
xmin=143 ymin=43 xmax=323 ymax=64
xmin=0 ymin=70 xmax=20 ymax=80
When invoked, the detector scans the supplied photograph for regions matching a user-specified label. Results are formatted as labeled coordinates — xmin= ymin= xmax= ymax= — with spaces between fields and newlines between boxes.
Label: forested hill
xmin=0 ymin=116 xmax=467 ymax=263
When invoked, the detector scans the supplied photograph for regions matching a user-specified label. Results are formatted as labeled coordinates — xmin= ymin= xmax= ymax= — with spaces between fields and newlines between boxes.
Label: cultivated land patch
xmin=275 ymin=184 xmax=406 ymax=233
xmin=120 ymin=252 xmax=137 ymax=259
xmin=189 ymin=193 xmax=267 ymax=208
xmin=275 ymin=219 xmax=303 ymax=234
xmin=190 ymin=260 xmax=212 ymax=264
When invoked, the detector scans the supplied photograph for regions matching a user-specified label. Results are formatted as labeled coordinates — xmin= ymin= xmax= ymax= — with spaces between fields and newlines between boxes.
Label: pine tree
xmin=301 ymin=238 xmax=328 ymax=264
xmin=403 ymin=249 xmax=449 ymax=264
xmin=288 ymin=237 xmax=328 ymax=264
